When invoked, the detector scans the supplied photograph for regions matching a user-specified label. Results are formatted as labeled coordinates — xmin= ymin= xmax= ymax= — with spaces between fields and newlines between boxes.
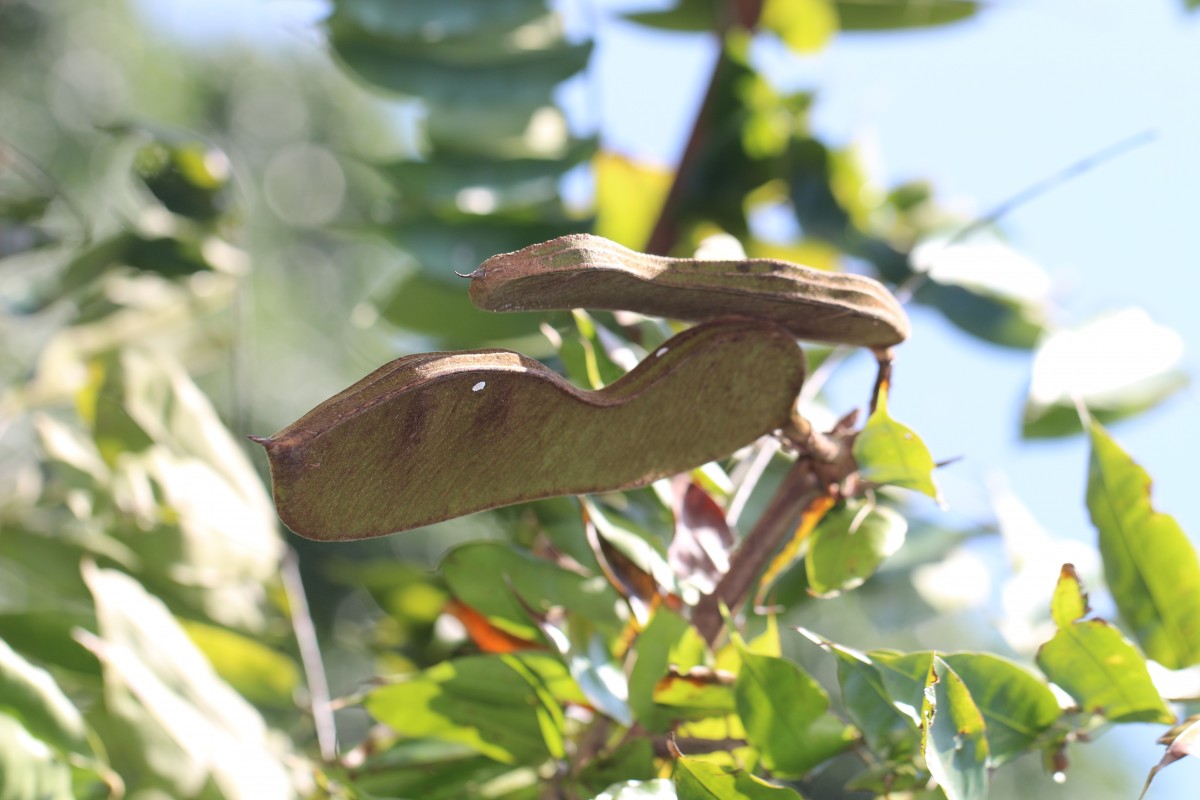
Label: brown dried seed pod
xmin=469 ymin=233 xmax=910 ymax=348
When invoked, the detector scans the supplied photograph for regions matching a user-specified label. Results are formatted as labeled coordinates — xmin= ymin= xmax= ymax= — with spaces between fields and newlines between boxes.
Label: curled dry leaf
xmin=255 ymin=319 xmax=806 ymax=540
xmin=469 ymin=233 xmax=911 ymax=348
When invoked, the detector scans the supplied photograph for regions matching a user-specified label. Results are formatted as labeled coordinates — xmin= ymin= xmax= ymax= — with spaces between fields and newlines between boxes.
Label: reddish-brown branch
xmin=643 ymin=0 xmax=766 ymax=256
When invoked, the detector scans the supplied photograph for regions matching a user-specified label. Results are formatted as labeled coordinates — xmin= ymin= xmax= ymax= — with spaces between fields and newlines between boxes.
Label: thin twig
xmin=281 ymin=548 xmax=337 ymax=760
xmin=894 ymin=129 xmax=1157 ymax=304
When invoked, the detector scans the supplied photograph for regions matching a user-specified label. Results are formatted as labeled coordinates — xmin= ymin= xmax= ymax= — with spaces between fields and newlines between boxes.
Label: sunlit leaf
xmin=593 ymin=778 xmax=677 ymax=799
xmin=911 ymin=237 xmax=1049 ymax=349
xmin=329 ymin=0 xmax=547 ymax=41
xmin=0 ymin=637 xmax=89 ymax=756
xmin=178 ymin=620 xmax=300 ymax=710
xmin=1087 ymin=422 xmax=1200 ymax=669
xmin=854 ymin=387 xmax=940 ymax=501
xmin=652 ymin=666 xmax=736 ymax=719
xmin=674 ymin=757 xmax=804 ymax=800
xmin=1035 ymin=566 xmax=1172 ymax=724
xmin=869 ymin=649 xmax=934 ymax=723
xmin=80 ymin=565 xmax=293 ymax=799
xmin=0 ymin=714 xmax=73 ymax=800
xmin=940 ymin=653 xmax=1060 ymax=765
xmin=922 ymin=657 xmax=989 ymax=800
xmin=365 ymin=653 xmax=576 ymax=764
xmin=761 ymin=0 xmax=837 ymax=54
xmin=535 ymin=612 xmax=632 ymax=727
xmin=734 ymin=645 xmax=854 ymax=777
xmin=594 ymin=151 xmax=673 ymax=250
xmin=825 ymin=641 xmax=918 ymax=759
xmin=628 ymin=608 xmax=705 ymax=733
xmin=1023 ymin=309 xmax=1188 ymax=438
xmin=440 ymin=540 xmax=621 ymax=641
xmin=806 ymin=499 xmax=907 ymax=597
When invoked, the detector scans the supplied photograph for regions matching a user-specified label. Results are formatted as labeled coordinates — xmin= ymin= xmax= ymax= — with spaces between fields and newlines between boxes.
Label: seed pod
xmin=469 ymin=233 xmax=910 ymax=348
xmin=254 ymin=319 xmax=806 ymax=541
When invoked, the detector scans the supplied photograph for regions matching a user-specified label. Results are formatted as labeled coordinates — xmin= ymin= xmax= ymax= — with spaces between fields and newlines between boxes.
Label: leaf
xmin=673 ymin=757 xmax=804 ymax=800
xmin=470 ymin=233 xmax=910 ymax=348
xmin=585 ymin=500 xmax=677 ymax=623
xmin=921 ymin=657 xmax=989 ymax=800
xmin=1023 ymin=309 xmax=1188 ymax=438
xmin=0 ymin=637 xmax=89 ymax=755
xmin=177 ymin=621 xmax=301 ymax=709
xmin=623 ymin=0 xmax=716 ymax=32
xmin=628 ymin=608 xmax=706 ymax=733
xmin=1087 ymin=422 xmax=1200 ymax=669
xmin=376 ymin=140 xmax=594 ymax=214
xmin=79 ymin=565 xmax=294 ymax=799
xmin=761 ymin=0 xmax=837 ymax=54
xmin=940 ymin=653 xmax=1060 ymax=765
xmin=380 ymin=271 xmax=547 ymax=347
xmin=328 ymin=0 xmax=548 ymax=41
xmin=594 ymin=151 xmax=673 ymax=250
xmin=806 ymin=500 xmax=907 ymax=597
xmin=592 ymin=779 xmax=677 ymax=799
xmin=255 ymin=319 xmax=807 ymax=540
xmin=734 ymin=647 xmax=854 ymax=777
xmin=440 ymin=540 xmax=622 ymax=642
xmin=824 ymin=641 xmax=918 ymax=758
xmin=668 ymin=480 xmax=735 ymax=599
xmin=911 ymin=237 xmax=1050 ymax=349
xmin=652 ymin=666 xmax=737 ymax=719
xmin=0 ymin=714 xmax=73 ymax=800
xmin=1050 ymin=562 xmax=1090 ymax=629
xmin=853 ymin=388 xmax=940 ymax=501
xmin=134 ymin=139 xmax=231 ymax=220
xmin=446 ymin=599 xmax=543 ymax=653
xmin=1140 ymin=717 xmax=1200 ymax=800
xmin=535 ymin=612 xmax=633 ymax=727
xmin=756 ymin=493 xmax=836 ymax=606
xmin=834 ymin=0 xmax=980 ymax=31
xmin=1035 ymin=566 xmax=1173 ymax=724
xmin=365 ymin=653 xmax=576 ymax=764
xmin=869 ymin=649 xmax=934 ymax=722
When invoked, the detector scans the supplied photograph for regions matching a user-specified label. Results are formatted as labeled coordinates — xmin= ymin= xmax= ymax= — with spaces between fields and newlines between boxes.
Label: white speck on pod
xmin=656 ymin=347 xmax=669 ymax=357
xmin=472 ymin=381 xmax=486 ymax=392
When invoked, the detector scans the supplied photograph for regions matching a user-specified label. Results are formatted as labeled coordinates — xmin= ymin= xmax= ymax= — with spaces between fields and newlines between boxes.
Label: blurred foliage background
xmin=0 ymin=0 xmax=1196 ymax=798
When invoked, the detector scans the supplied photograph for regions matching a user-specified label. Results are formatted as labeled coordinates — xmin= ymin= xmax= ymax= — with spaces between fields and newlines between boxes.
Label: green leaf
xmin=734 ymin=645 xmax=854 ymax=777
xmin=911 ymin=237 xmax=1050 ymax=349
xmin=1087 ymin=422 xmax=1200 ymax=668
xmin=376 ymin=141 xmax=594 ymax=213
xmin=869 ymin=649 xmax=934 ymax=722
xmin=579 ymin=740 xmax=659 ymax=796
xmin=834 ymin=0 xmax=980 ymax=31
xmin=328 ymin=0 xmax=547 ymax=41
xmin=134 ymin=140 xmax=231 ymax=220
xmin=0 ymin=714 xmax=73 ymax=800
xmin=594 ymin=151 xmax=673 ymax=250
xmin=178 ymin=620 xmax=301 ymax=710
xmin=330 ymin=30 xmax=592 ymax=108
xmin=536 ymin=616 xmax=632 ymax=727
xmin=940 ymin=653 xmax=1060 ymax=765
xmin=379 ymin=271 xmax=547 ymax=347
xmin=623 ymin=0 xmax=716 ymax=32
xmin=440 ymin=540 xmax=622 ymax=641
xmin=853 ymin=388 xmax=940 ymax=501
xmin=80 ymin=565 xmax=294 ymax=798
xmin=761 ymin=0 xmax=837 ymax=54
xmin=0 ymin=637 xmax=89 ymax=755
xmin=1036 ymin=566 xmax=1172 ymax=724
xmin=674 ymin=757 xmax=804 ymax=800
xmin=1050 ymin=563 xmax=1089 ymax=628
xmin=921 ymin=657 xmax=989 ymax=800
xmin=806 ymin=500 xmax=907 ymax=597
xmin=0 ymin=611 xmax=98 ymax=675
xmin=256 ymin=319 xmax=807 ymax=540
xmin=819 ymin=640 xmax=917 ymax=759
xmin=365 ymin=653 xmax=575 ymax=764
xmin=1023 ymin=310 xmax=1188 ymax=438
xmin=628 ymin=608 xmax=702 ymax=732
